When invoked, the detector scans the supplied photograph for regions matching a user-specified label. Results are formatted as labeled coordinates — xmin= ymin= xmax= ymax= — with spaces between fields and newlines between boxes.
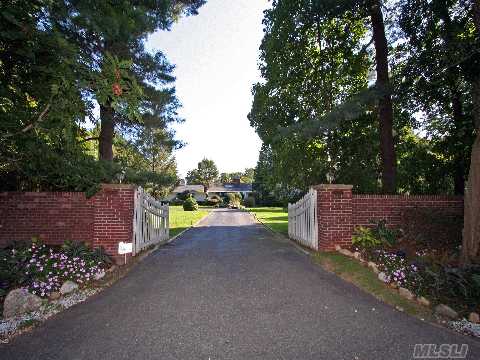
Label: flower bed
xmin=1 ymin=240 xmax=111 ymax=307
xmin=346 ymin=220 xmax=480 ymax=328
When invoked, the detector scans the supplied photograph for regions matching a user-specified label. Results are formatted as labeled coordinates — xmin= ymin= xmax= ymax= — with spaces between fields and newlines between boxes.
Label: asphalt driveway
xmin=2 ymin=209 xmax=479 ymax=359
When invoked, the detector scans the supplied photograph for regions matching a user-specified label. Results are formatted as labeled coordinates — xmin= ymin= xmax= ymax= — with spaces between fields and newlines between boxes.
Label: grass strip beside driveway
xmin=314 ymin=252 xmax=434 ymax=321
xmin=169 ymin=206 xmax=210 ymax=238
xmin=248 ymin=207 xmax=288 ymax=235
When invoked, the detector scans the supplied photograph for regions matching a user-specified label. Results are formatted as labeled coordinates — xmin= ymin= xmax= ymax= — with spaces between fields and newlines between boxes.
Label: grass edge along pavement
xmin=247 ymin=207 xmax=288 ymax=236
xmin=248 ymin=207 xmax=435 ymax=322
xmin=169 ymin=206 xmax=210 ymax=238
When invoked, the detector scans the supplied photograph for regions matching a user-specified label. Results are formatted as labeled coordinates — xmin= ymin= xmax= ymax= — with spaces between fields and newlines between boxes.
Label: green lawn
xmin=248 ymin=207 xmax=288 ymax=235
xmin=169 ymin=206 xmax=210 ymax=238
xmin=314 ymin=252 xmax=433 ymax=320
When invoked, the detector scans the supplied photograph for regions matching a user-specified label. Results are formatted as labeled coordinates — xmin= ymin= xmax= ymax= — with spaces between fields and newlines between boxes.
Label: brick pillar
xmin=91 ymin=184 xmax=136 ymax=264
xmin=314 ymin=184 xmax=353 ymax=251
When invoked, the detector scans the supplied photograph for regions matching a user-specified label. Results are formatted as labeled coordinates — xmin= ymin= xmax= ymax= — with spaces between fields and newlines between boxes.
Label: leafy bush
xmin=205 ymin=195 xmax=223 ymax=206
xmin=243 ymin=195 xmax=256 ymax=208
xmin=62 ymin=241 xmax=112 ymax=265
xmin=352 ymin=227 xmax=382 ymax=248
xmin=422 ymin=265 xmax=480 ymax=311
xmin=401 ymin=208 xmax=463 ymax=249
xmin=225 ymin=192 xmax=242 ymax=207
xmin=352 ymin=220 xmax=399 ymax=250
xmin=183 ymin=196 xmax=198 ymax=211
xmin=0 ymin=243 xmax=30 ymax=298
xmin=178 ymin=190 xmax=195 ymax=201
xmin=371 ymin=220 xmax=398 ymax=247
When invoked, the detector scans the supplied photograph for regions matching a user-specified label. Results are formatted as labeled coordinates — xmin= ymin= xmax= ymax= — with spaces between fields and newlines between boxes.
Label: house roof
xmin=171 ymin=185 xmax=204 ymax=193
xmin=207 ymin=183 xmax=253 ymax=193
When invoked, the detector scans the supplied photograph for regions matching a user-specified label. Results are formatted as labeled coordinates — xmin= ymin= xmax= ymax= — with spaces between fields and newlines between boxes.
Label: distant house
xmin=165 ymin=177 xmax=253 ymax=202
xmin=165 ymin=184 xmax=207 ymax=202
xmin=206 ymin=177 xmax=253 ymax=199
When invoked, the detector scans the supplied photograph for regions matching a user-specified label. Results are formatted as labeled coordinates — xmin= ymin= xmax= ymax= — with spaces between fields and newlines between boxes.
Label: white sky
xmin=146 ymin=0 xmax=269 ymax=178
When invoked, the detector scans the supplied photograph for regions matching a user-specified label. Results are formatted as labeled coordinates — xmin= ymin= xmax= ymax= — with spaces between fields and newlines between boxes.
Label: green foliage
xmin=205 ymin=195 xmax=223 ymax=206
xmin=243 ymin=195 xmax=256 ymax=208
xmin=371 ymin=220 xmax=398 ymax=247
xmin=225 ymin=192 xmax=242 ymax=207
xmin=177 ymin=190 xmax=194 ymax=201
xmin=249 ymin=0 xmax=380 ymax=198
xmin=186 ymin=158 xmax=219 ymax=188
xmin=395 ymin=0 xmax=476 ymax=195
xmin=422 ymin=265 xmax=480 ymax=311
xmin=0 ymin=0 xmax=204 ymax=193
xmin=62 ymin=240 xmax=112 ymax=265
xmin=183 ymin=196 xmax=199 ymax=211
xmin=250 ymin=0 xmax=477 ymax=200
xmin=352 ymin=220 xmax=398 ymax=249
xmin=352 ymin=227 xmax=382 ymax=248
xmin=220 ymin=168 xmax=255 ymax=184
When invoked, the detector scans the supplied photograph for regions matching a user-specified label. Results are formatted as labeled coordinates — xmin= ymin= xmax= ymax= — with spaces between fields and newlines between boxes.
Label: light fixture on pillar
xmin=326 ymin=172 xmax=334 ymax=184
xmin=116 ymin=169 xmax=126 ymax=184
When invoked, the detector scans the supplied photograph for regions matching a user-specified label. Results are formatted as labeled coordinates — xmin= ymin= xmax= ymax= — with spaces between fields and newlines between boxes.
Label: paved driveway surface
xmin=2 ymin=209 xmax=479 ymax=359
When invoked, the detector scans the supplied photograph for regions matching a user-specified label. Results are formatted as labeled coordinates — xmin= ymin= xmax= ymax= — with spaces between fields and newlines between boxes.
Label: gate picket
xmin=132 ymin=187 xmax=169 ymax=255
xmin=288 ymin=188 xmax=318 ymax=250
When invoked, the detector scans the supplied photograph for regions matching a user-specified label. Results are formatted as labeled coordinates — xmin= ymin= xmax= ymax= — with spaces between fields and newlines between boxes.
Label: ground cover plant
xmin=0 ymin=240 xmax=111 ymax=309
xmin=350 ymin=215 xmax=480 ymax=316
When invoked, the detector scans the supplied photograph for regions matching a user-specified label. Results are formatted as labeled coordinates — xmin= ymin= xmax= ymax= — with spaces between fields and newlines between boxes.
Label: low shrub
xmin=372 ymin=220 xmax=398 ymax=247
xmin=205 ymin=195 xmax=223 ymax=207
xmin=352 ymin=227 xmax=382 ymax=248
xmin=352 ymin=220 xmax=398 ymax=249
xmin=183 ymin=196 xmax=198 ymax=211
xmin=243 ymin=195 xmax=256 ymax=208
xmin=422 ymin=264 xmax=480 ymax=311
xmin=225 ymin=192 xmax=242 ymax=207
xmin=177 ymin=190 xmax=195 ymax=201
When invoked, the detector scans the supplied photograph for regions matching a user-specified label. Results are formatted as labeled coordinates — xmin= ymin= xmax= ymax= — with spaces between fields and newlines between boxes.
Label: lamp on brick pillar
xmin=314 ymin=184 xmax=353 ymax=251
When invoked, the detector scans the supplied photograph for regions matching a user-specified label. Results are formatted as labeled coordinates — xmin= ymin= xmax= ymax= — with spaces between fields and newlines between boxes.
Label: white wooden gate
xmin=132 ymin=188 xmax=169 ymax=256
xmin=288 ymin=188 xmax=318 ymax=250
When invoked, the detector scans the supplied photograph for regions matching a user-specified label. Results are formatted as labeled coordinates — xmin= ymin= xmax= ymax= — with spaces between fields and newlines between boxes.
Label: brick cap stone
xmin=313 ymin=184 xmax=353 ymax=190
xmin=100 ymin=183 xmax=137 ymax=189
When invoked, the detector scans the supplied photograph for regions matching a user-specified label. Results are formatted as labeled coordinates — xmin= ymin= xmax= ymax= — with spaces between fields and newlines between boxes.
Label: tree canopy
xmin=250 ymin=0 xmax=480 ymax=261
xmin=0 ymin=0 xmax=206 ymax=196
xmin=186 ymin=158 xmax=219 ymax=189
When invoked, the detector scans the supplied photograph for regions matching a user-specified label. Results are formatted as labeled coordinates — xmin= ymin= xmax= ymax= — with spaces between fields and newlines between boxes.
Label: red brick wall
xmin=352 ymin=194 xmax=463 ymax=228
xmin=0 ymin=192 xmax=94 ymax=247
xmin=0 ymin=184 xmax=136 ymax=263
xmin=315 ymin=184 xmax=463 ymax=251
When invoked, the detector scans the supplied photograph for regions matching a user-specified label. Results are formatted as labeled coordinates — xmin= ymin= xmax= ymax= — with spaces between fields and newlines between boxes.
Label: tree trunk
xmin=99 ymin=103 xmax=115 ymax=161
xmin=461 ymin=0 xmax=480 ymax=264
xmin=369 ymin=0 xmax=397 ymax=194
